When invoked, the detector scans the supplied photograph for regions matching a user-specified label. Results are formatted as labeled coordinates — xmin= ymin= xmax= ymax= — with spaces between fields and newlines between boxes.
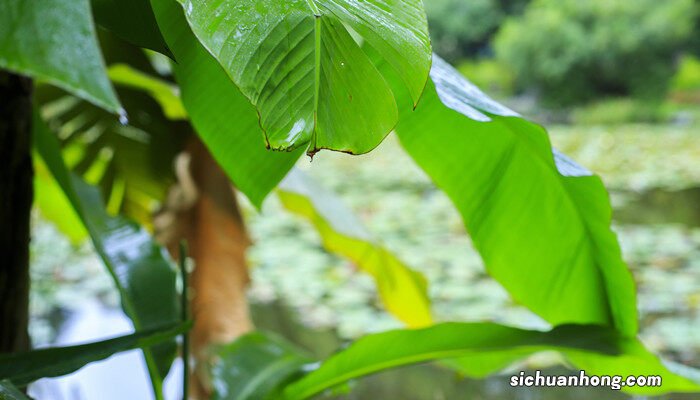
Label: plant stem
xmin=179 ymin=241 xmax=190 ymax=400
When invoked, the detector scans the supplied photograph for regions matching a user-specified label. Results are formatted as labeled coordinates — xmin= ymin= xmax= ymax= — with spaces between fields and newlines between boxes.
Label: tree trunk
xmin=155 ymin=137 xmax=252 ymax=399
xmin=0 ymin=71 xmax=33 ymax=354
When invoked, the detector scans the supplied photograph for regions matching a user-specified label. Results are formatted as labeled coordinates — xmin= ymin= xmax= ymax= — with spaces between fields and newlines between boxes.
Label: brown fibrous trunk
xmin=155 ymin=137 xmax=253 ymax=399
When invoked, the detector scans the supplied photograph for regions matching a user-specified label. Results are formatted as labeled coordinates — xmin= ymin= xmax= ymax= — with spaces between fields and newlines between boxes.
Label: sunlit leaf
xmin=212 ymin=333 xmax=312 ymax=400
xmin=277 ymin=169 xmax=432 ymax=327
xmin=151 ymin=0 xmax=303 ymax=207
xmin=283 ymin=324 xmax=700 ymax=399
xmin=175 ymin=0 xmax=431 ymax=154
xmin=0 ymin=322 xmax=189 ymax=387
xmin=391 ymin=56 xmax=637 ymax=335
xmin=34 ymin=156 xmax=88 ymax=244
xmin=0 ymin=0 xmax=121 ymax=113
xmin=108 ymin=64 xmax=186 ymax=120
xmin=33 ymin=112 xmax=180 ymax=400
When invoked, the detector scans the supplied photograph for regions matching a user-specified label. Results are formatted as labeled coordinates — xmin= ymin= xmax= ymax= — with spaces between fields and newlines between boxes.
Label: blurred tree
xmin=425 ymin=0 xmax=500 ymax=61
xmin=495 ymin=0 xmax=695 ymax=106
xmin=497 ymin=0 xmax=530 ymax=15
xmin=424 ymin=0 xmax=530 ymax=61
xmin=691 ymin=0 xmax=700 ymax=56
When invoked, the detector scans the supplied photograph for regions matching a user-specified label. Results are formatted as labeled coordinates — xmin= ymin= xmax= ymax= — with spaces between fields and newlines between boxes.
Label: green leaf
xmin=33 ymin=112 xmax=180 ymax=400
xmin=35 ymin=84 xmax=186 ymax=229
xmin=108 ymin=64 xmax=187 ymax=120
xmin=392 ymin=56 xmax=638 ymax=335
xmin=0 ymin=322 xmax=190 ymax=387
xmin=175 ymin=0 xmax=431 ymax=154
xmin=283 ymin=323 xmax=700 ymax=399
xmin=0 ymin=0 xmax=121 ymax=113
xmin=0 ymin=380 xmax=29 ymax=400
xmin=151 ymin=0 xmax=303 ymax=207
xmin=91 ymin=0 xmax=173 ymax=58
xmin=34 ymin=156 xmax=88 ymax=244
xmin=277 ymin=169 xmax=432 ymax=327
xmin=212 ymin=333 xmax=312 ymax=400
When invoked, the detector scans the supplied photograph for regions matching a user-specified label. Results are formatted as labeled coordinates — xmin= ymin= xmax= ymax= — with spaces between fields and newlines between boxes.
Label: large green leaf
xmin=0 ymin=0 xmax=121 ymax=113
xmin=212 ymin=333 xmax=312 ymax=400
xmin=33 ymin=112 xmax=180 ymax=400
xmin=175 ymin=0 xmax=431 ymax=154
xmin=151 ymin=0 xmax=303 ymax=207
xmin=283 ymin=323 xmax=700 ymax=399
xmin=0 ymin=381 xmax=29 ymax=400
xmin=91 ymin=0 xmax=173 ymax=57
xmin=0 ymin=323 xmax=189 ymax=387
xmin=277 ymin=169 xmax=432 ymax=327
xmin=391 ymin=56 xmax=637 ymax=335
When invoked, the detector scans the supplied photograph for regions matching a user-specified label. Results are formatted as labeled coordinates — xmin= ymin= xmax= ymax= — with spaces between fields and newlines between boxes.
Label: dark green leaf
xmin=277 ymin=169 xmax=432 ymax=327
xmin=91 ymin=0 xmax=173 ymax=57
xmin=393 ymin=56 xmax=637 ymax=335
xmin=33 ymin=112 xmax=180 ymax=400
xmin=151 ymin=0 xmax=303 ymax=207
xmin=0 ymin=323 xmax=189 ymax=387
xmin=283 ymin=323 xmax=700 ymax=399
xmin=175 ymin=0 xmax=431 ymax=154
xmin=0 ymin=380 xmax=29 ymax=400
xmin=212 ymin=333 xmax=312 ymax=400
xmin=0 ymin=0 xmax=121 ymax=113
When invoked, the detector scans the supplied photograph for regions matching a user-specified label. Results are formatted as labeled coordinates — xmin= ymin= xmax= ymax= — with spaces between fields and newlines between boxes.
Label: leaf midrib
xmin=303 ymin=0 xmax=322 ymax=152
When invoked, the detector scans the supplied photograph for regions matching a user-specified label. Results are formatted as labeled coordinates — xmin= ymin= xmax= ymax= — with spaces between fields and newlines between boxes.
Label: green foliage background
xmin=494 ymin=0 xmax=695 ymax=105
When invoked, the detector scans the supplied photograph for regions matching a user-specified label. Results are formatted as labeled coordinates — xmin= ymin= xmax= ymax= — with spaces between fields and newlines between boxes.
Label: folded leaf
xmin=0 ymin=0 xmax=121 ymax=113
xmin=282 ymin=323 xmax=700 ymax=399
xmin=0 ymin=322 xmax=189 ymax=387
xmin=212 ymin=333 xmax=312 ymax=400
xmin=392 ymin=56 xmax=637 ymax=335
xmin=277 ymin=169 xmax=432 ymax=327
xmin=91 ymin=0 xmax=173 ymax=57
xmin=151 ymin=0 xmax=303 ymax=207
xmin=33 ymin=112 xmax=180 ymax=400
xmin=175 ymin=0 xmax=431 ymax=154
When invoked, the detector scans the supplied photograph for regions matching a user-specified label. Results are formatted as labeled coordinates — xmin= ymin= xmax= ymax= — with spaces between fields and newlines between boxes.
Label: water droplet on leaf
xmin=118 ymin=111 xmax=129 ymax=126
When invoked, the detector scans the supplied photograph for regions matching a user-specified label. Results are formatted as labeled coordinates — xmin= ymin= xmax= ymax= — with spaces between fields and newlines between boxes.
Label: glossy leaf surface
xmin=212 ymin=333 xmax=312 ymax=400
xmin=284 ymin=324 xmax=700 ymax=399
xmin=176 ymin=0 xmax=431 ymax=154
xmin=151 ymin=0 xmax=303 ymax=207
xmin=277 ymin=169 xmax=432 ymax=327
xmin=34 ymin=113 xmax=180 ymax=399
xmin=0 ymin=0 xmax=121 ymax=113
xmin=392 ymin=56 xmax=637 ymax=335
xmin=91 ymin=0 xmax=172 ymax=57
xmin=0 ymin=323 xmax=189 ymax=387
